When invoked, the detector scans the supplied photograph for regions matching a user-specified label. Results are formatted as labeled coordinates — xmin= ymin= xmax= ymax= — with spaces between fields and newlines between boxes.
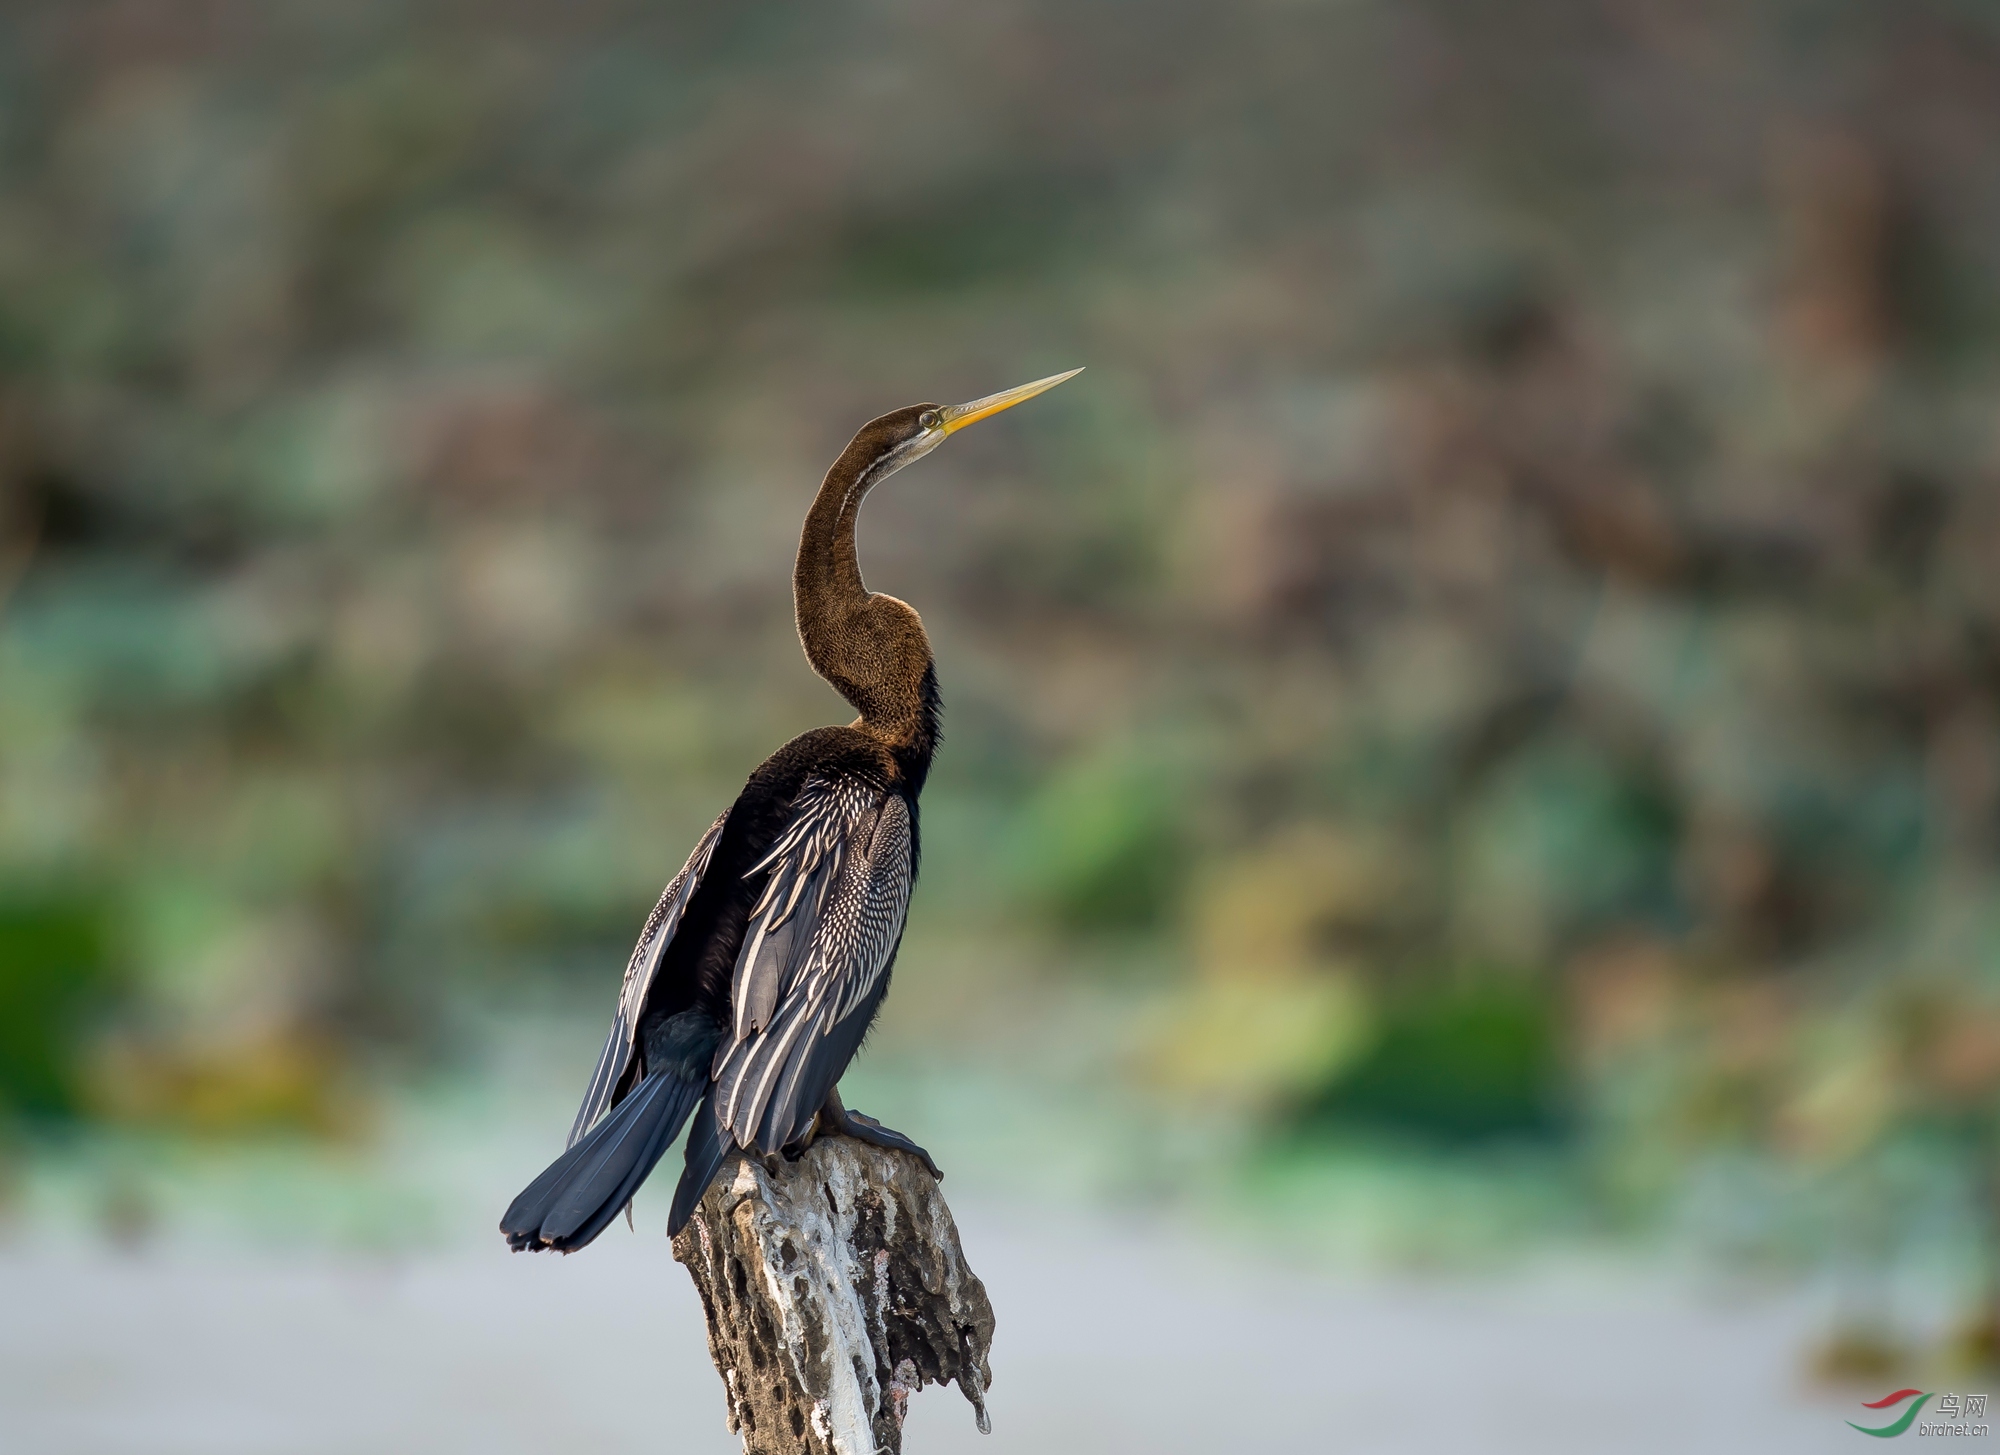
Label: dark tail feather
xmin=501 ymin=1071 xmax=702 ymax=1253
xmin=668 ymin=1092 xmax=734 ymax=1236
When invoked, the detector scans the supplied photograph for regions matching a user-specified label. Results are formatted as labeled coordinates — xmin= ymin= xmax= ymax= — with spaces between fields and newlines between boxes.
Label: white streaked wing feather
xmin=716 ymin=778 xmax=913 ymax=1151
xmin=567 ymin=809 xmax=729 ymax=1146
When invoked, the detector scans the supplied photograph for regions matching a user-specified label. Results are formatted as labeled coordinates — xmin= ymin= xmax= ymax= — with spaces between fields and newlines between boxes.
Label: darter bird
xmin=501 ymin=368 xmax=1081 ymax=1252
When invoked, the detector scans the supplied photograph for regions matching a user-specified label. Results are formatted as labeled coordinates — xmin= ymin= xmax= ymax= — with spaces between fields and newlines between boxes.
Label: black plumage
xmin=501 ymin=370 xmax=1077 ymax=1253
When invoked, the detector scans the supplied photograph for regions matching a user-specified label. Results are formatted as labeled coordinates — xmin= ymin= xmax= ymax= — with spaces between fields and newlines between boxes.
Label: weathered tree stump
xmin=671 ymin=1137 xmax=995 ymax=1455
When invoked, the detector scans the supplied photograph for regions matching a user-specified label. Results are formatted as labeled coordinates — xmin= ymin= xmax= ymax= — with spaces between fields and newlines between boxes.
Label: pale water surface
xmin=5 ymin=1201 xmax=1852 ymax=1455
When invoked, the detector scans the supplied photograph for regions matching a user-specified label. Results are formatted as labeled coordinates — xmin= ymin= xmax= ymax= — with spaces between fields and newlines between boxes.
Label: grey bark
xmin=671 ymin=1137 xmax=995 ymax=1455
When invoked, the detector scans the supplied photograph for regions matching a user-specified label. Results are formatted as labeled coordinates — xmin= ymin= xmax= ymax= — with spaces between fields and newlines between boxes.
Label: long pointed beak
xmin=938 ymin=367 xmax=1083 ymax=435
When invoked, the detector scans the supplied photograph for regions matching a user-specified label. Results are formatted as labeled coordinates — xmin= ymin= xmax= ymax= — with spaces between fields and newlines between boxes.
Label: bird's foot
xmin=817 ymin=1087 xmax=942 ymax=1180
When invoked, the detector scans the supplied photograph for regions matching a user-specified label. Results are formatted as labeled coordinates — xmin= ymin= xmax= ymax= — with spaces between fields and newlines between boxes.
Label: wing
xmin=711 ymin=773 xmax=913 ymax=1155
xmin=566 ymin=810 xmax=730 ymax=1147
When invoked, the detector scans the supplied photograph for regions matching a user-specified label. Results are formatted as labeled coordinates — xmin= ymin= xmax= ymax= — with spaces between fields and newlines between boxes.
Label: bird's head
xmin=796 ymin=367 xmax=1082 ymax=752
xmin=829 ymin=368 xmax=1085 ymax=499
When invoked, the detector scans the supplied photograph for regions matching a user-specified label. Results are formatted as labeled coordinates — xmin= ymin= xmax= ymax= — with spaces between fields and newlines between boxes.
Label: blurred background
xmin=4 ymin=1 xmax=1999 ymax=1451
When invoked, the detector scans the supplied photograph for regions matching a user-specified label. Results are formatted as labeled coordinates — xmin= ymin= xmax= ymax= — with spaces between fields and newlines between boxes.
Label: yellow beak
xmin=938 ymin=367 xmax=1084 ymax=435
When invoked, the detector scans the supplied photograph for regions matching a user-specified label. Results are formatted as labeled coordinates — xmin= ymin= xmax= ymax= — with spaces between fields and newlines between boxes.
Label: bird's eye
xmin=918 ymin=410 xmax=941 ymax=431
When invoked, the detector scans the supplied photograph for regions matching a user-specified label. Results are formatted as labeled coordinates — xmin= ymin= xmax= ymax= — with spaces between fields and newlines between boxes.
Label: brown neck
xmin=794 ymin=437 xmax=936 ymax=751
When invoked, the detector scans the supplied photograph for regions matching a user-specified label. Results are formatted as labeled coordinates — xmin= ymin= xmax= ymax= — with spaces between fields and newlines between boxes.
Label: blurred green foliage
xmin=1009 ymin=745 xmax=1187 ymax=931
xmin=0 ymin=893 xmax=117 ymax=1119
xmin=1308 ymin=980 xmax=1565 ymax=1144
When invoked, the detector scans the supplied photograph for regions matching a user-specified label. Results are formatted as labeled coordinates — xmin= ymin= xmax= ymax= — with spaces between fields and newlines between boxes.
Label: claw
xmin=819 ymin=1087 xmax=942 ymax=1179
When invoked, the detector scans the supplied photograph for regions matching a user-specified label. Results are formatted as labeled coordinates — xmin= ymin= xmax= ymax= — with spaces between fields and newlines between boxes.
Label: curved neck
xmin=794 ymin=445 xmax=936 ymax=755
xmin=794 ymin=448 xmax=874 ymax=656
